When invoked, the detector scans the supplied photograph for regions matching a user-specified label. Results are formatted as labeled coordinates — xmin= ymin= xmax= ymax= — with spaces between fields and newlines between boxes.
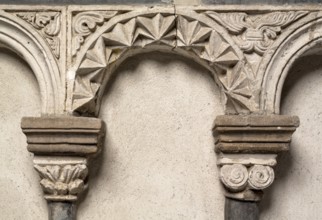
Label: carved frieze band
xmin=67 ymin=8 xmax=311 ymax=116
xmin=0 ymin=7 xmax=317 ymax=115
xmin=207 ymin=11 xmax=308 ymax=55
xmin=8 ymin=10 xmax=62 ymax=59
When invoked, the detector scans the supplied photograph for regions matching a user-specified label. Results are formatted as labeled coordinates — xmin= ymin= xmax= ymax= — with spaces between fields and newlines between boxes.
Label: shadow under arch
xmin=0 ymin=11 xmax=62 ymax=115
xmin=260 ymin=15 xmax=322 ymax=114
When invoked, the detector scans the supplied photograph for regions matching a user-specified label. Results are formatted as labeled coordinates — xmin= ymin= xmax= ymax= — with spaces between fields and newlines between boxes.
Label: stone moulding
xmin=21 ymin=117 xmax=105 ymax=202
xmin=213 ymin=115 xmax=299 ymax=201
xmin=0 ymin=3 xmax=318 ymax=219
xmin=0 ymin=8 xmax=64 ymax=115
xmin=64 ymin=5 xmax=322 ymax=116
xmin=0 ymin=5 xmax=321 ymax=115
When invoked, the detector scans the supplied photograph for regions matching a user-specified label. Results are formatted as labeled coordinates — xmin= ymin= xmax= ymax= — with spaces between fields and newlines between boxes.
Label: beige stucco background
xmin=1 ymin=50 xmax=322 ymax=219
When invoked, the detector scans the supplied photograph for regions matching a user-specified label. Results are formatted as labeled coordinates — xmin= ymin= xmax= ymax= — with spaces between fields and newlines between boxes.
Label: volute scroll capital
xmin=213 ymin=114 xmax=299 ymax=201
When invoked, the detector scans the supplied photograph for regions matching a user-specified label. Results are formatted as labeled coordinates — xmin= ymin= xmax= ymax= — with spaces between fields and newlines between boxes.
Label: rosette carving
xmin=220 ymin=164 xmax=248 ymax=192
xmin=248 ymin=165 xmax=275 ymax=190
xmin=34 ymin=164 xmax=88 ymax=201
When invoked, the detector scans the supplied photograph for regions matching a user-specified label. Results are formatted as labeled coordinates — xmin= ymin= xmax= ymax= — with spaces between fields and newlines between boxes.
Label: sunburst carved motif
xmin=219 ymin=61 xmax=256 ymax=114
xmin=71 ymin=11 xmax=260 ymax=115
xmin=72 ymin=13 xmax=178 ymax=114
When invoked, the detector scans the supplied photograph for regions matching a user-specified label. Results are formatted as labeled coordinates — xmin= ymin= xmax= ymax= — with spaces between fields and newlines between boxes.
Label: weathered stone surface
xmin=21 ymin=117 xmax=105 ymax=204
xmin=0 ymin=2 xmax=320 ymax=220
xmin=48 ymin=202 xmax=75 ymax=220
xmin=214 ymin=115 xmax=299 ymax=153
xmin=225 ymin=198 xmax=259 ymax=220
xmin=204 ymin=0 xmax=322 ymax=4
xmin=0 ymin=5 xmax=319 ymax=115
xmin=22 ymin=117 xmax=104 ymax=155
xmin=214 ymin=115 xmax=299 ymax=201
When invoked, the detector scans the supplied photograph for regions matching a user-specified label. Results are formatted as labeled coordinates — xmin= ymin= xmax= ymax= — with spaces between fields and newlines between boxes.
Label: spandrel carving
xmin=69 ymin=9 xmax=261 ymax=116
xmin=13 ymin=11 xmax=62 ymax=58
xmin=207 ymin=11 xmax=309 ymax=55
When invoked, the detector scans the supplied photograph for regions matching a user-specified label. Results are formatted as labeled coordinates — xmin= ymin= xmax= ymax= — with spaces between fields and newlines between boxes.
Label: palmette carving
xmin=72 ymin=11 xmax=119 ymax=56
xmin=34 ymin=164 xmax=88 ymax=201
xmin=14 ymin=12 xmax=61 ymax=58
xmin=207 ymin=11 xmax=308 ymax=55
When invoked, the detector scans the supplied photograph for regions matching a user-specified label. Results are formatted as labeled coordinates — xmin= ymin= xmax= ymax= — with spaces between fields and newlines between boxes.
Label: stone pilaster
xmin=213 ymin=115 xmax=299 ymax=201
xmin=21 ymin=117 xmax=104 ymax=204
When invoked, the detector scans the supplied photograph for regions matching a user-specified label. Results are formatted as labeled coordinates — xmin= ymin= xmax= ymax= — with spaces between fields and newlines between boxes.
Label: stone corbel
xmin=21 ymin=117 xmax=104 ymax=220
xmin=213 ymin=115 xmax=299 ymax=219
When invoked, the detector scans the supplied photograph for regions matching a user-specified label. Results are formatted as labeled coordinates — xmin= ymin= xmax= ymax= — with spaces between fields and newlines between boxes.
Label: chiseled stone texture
xmin=0 ymin=50 xmax=47 ymax=219
xmin=77 ymin=53 xmax=225 ymax=220
xmin=260 ymin=55 xmax=322 ymax=219
xmin=203 ymin=0 xmax=322 ymax=4
xmin=0 ymin=0 xmax=321 ymax=4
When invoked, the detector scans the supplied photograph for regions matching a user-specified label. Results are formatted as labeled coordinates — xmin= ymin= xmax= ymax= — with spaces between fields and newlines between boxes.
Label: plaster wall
xmin=0 ymin=51 xmax=47 ymax=219
xmin=1 ymin=48 xmax=322 ymax=220
xmin=261 ymin=55 xmax=322 ymax=219
xmin=78 ymin=53 xmax=225 ymax=220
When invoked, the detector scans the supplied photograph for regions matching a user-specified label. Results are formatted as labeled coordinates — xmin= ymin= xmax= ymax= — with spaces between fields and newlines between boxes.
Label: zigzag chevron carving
xmin=1 ymin=5 xmax=320 ymax=115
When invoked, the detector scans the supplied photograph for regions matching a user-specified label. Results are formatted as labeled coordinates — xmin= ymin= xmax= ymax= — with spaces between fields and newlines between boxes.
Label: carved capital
xmin=21 ymin=117 xmax=105 ymax=202
xmin=213 ymin=115 xmax=299 ymax=201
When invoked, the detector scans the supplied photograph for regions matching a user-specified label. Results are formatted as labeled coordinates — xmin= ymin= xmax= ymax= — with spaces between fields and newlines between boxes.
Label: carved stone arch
xmin=0 ymin=10 xmax=63 ymax=115
xmin=68 ymin=7 xmax=257 ymax=116
xmin=260 ymin=12 xmax=322 ymax=114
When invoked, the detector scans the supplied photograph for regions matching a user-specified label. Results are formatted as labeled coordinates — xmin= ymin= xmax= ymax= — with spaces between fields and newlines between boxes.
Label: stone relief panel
xmin=0 ymin=7 xmax=65 ymax=114
xmin=0 ymin=3 xmax=321 ymax=219
xmin=207 ymin=11 xmax=308 ymax=55
xmin=67 ymin=7 xmax=257 ymax=116
xmin=64 ymin=6 xmax=320 ymax=117
xmin=0 ymin=5 xmax=317 ymax=116
xmin=14 ymin=11 xmax=61 ymax=58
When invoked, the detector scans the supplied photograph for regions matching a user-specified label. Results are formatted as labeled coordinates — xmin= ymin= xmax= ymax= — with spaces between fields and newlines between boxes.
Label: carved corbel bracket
xmin=213 ymin=115 xmax=299 ymax=201
xmin=21 ymin=117 xmax=104 ymax=203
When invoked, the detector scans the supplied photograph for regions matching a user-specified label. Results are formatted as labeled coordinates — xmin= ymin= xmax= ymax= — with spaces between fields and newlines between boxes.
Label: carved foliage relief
xmin=207 ymin=11 xmax=308 ymax=55
xmin=70 ymin=10 xmax=261 ymax=115
xmin=0 ymin=7 xmax=310 ymax=115
xmin=68 ymin=8 xmax=310 ymax=116
xmin=34 ymin=164 xmax=88 ymax=201
xmin=12 ymin=11 xmax=62 ymax=58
